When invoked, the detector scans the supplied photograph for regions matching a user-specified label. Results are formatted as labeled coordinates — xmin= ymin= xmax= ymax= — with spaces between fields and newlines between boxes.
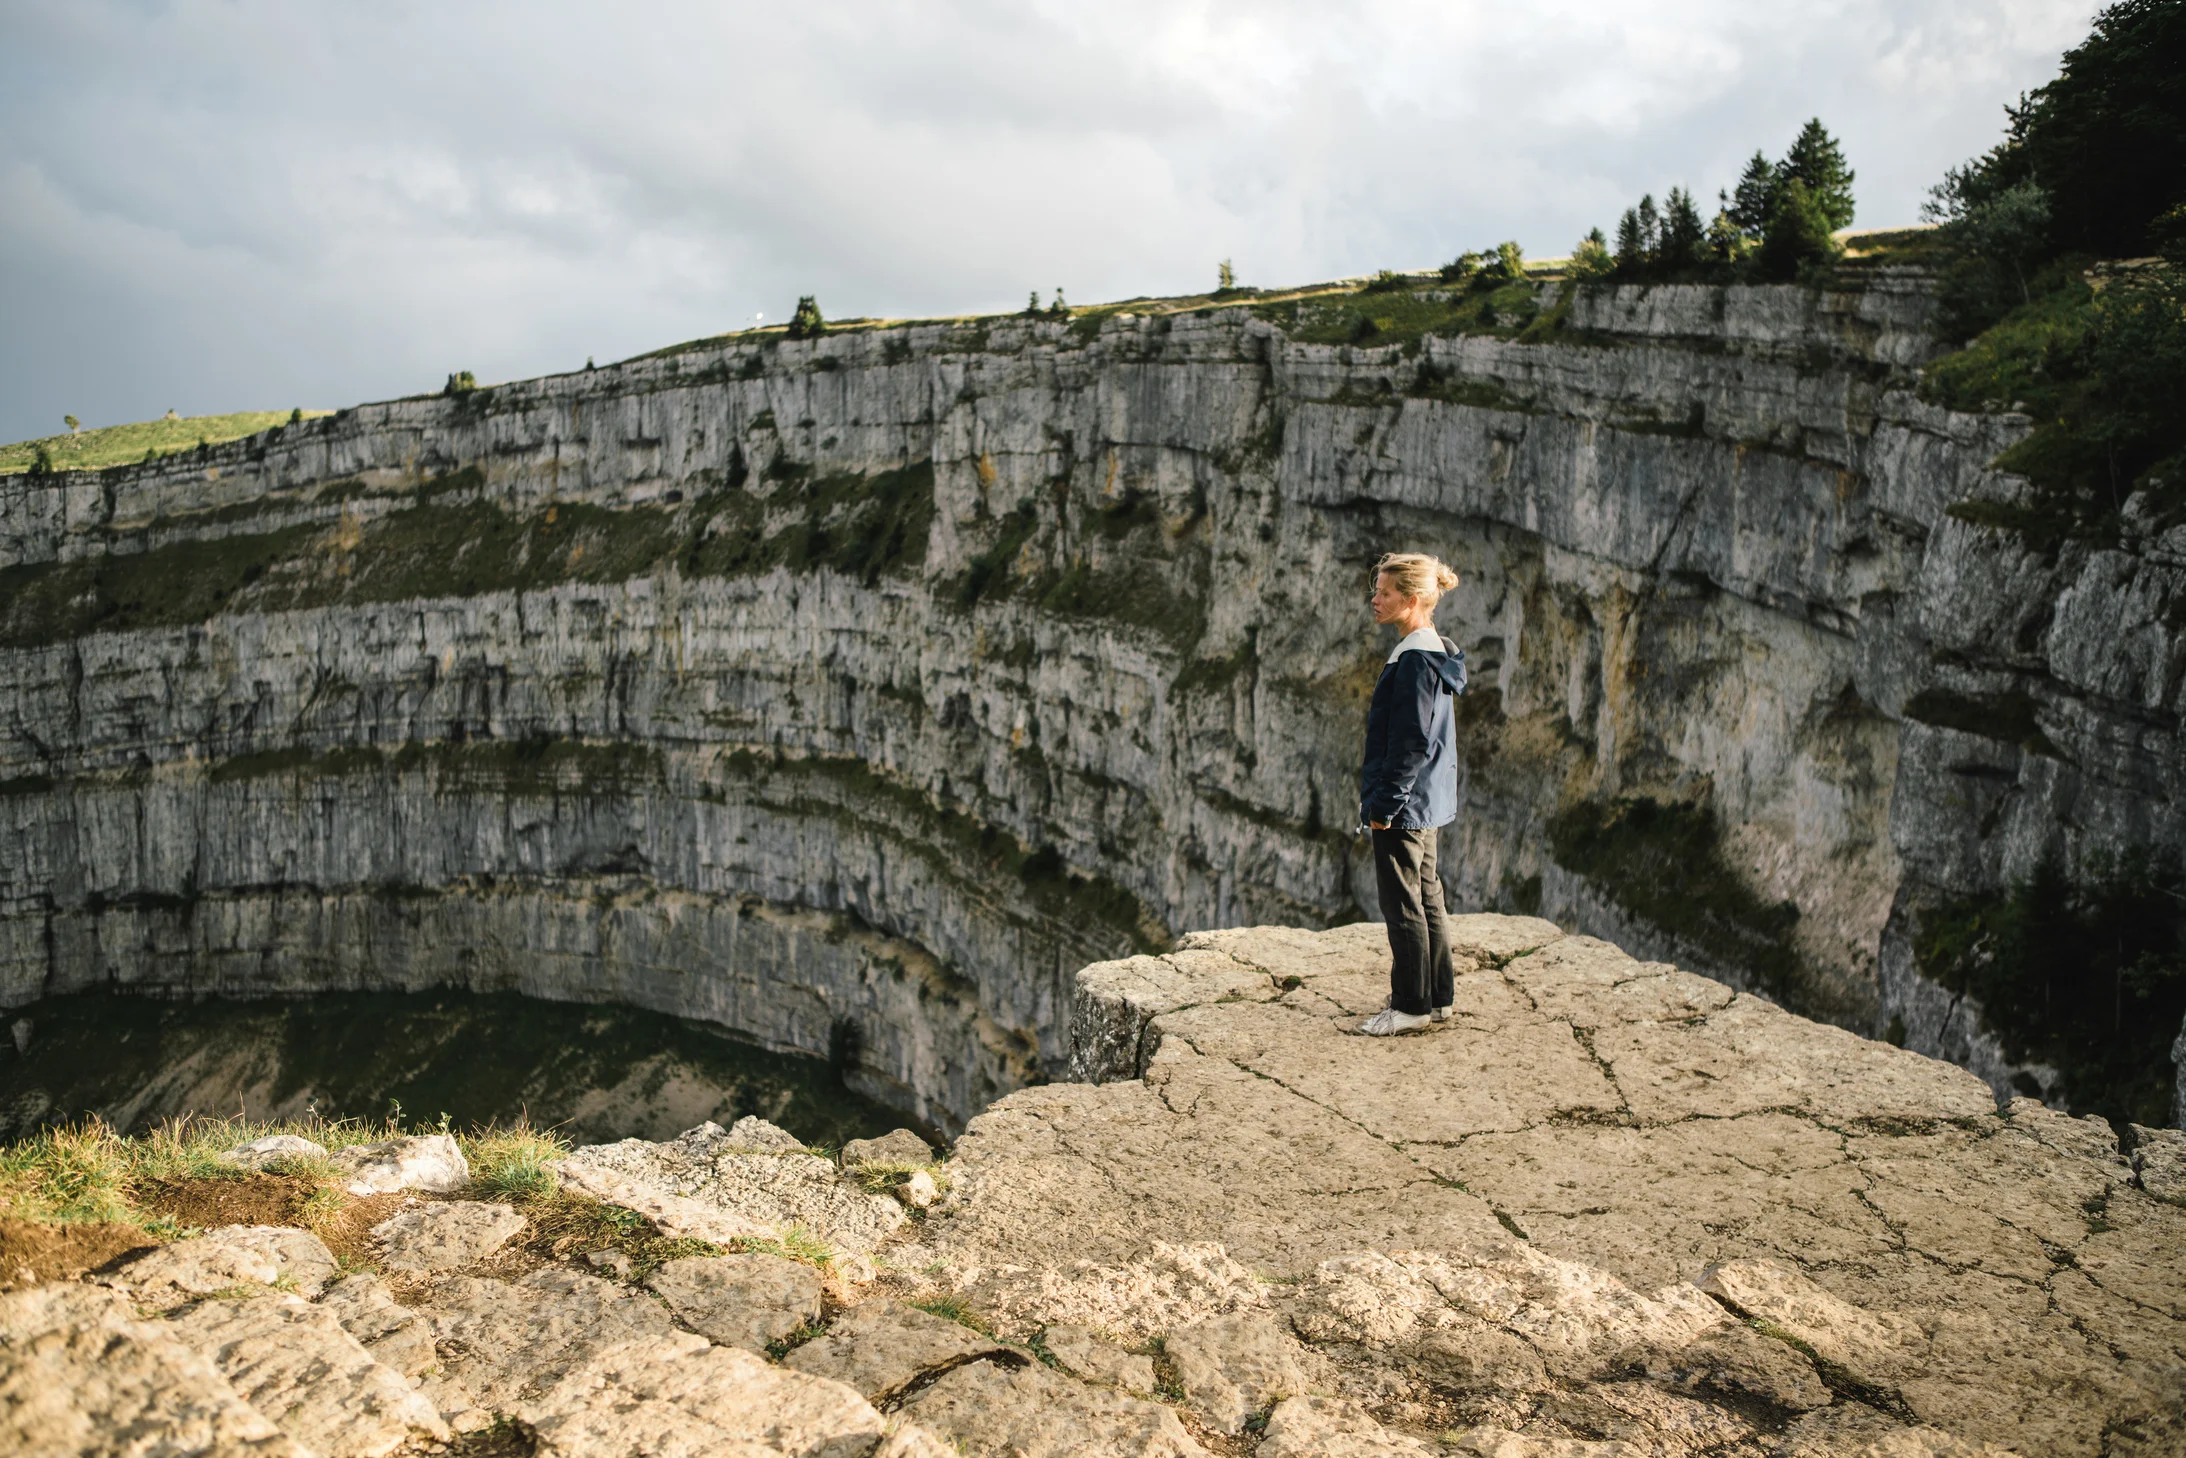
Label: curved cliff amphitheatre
xmin=6 ymin=249 xmax=2179 ymax=1135
xmin=4 ymin=919 xmax=2184 ymax=1456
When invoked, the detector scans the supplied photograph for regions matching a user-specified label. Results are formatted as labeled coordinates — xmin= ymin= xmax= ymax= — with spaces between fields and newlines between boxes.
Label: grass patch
xmin=909 ymin=1292 xmax=993 ymax=1336
xmin=1 ymin=410 xmax=334 ymax=476
xmin=845 ymin=1160 xmax=948 ymax=1200
xmin=1254 ymin=278 xmax=1543 ymax=350
xmin=466 ymin=1121 xmax=572 ymax=1201
xmin=736 ymin=1223 xmax=838 ymax=1270
xmin=0 ymin=461 xmax=935 ymax=649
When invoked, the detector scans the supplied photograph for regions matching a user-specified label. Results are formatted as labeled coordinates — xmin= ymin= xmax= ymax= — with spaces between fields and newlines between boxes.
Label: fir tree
xmin=1614 ymin=208 xmax=1647 ymax=274
xmin=1727 ymin=151 xmax=1778 ymax=237
xmin=1634 ymin=194 xmax=1662 ymax=262
xmin=1661 ymin=188 xmax=1706 ymax=268
xmin=1781 ymin=119 xmax=1855 ymax=232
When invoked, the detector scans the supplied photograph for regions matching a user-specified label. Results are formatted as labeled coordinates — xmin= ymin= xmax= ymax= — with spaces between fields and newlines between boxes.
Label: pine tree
xmin=1218 ymin=259 xmax=1236 ymax=291
xmin=1727 ymin=151 xmax=1778 ymax=237
xmin=1661 ymin=188 xmax=1706 ymax=268
xmin=1614 ymin=209 xmax=1647 ymax=275
xmin=1635 ymin=194 xmax=1662 ymax=263
xmin=1781 ymin=119 xmax=1855 ymax=232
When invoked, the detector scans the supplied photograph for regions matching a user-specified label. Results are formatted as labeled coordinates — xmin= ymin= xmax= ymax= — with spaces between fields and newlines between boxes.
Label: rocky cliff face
xmin=2 ymin=269 xmax=2179 ymax=1125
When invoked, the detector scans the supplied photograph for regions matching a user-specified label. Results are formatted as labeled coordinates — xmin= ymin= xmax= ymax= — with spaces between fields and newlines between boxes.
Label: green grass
xmin=1 ymin=411 xmax=334 ymax=476
xmin=1253 ymin=277 xmax=1546 ymax=350
xmin=0 ymin=461 xmax=936 ymax=650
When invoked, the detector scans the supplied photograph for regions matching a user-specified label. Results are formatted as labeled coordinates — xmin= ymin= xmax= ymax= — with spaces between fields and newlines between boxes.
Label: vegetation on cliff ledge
xmin=1915 ymin=849 xmax=2186 ymax=1127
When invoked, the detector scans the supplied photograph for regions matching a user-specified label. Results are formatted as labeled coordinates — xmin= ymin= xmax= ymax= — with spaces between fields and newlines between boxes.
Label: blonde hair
xmin=1373 ymin=551 xmax=1459 ymax=609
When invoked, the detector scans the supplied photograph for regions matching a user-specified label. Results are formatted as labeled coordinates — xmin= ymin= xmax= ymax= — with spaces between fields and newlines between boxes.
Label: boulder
xmin=369 ymin=1200 xmax=526 ymax=1272
xmin=643 ymin=1252 xmax=823 ymax=1351
xmin=332 ymin=1134 xmax=470 ymax=1196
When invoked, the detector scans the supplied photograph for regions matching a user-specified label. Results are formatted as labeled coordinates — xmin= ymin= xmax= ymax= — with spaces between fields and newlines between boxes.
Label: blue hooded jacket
xmin=1358 ymin=630 xmax=1468 ymax=831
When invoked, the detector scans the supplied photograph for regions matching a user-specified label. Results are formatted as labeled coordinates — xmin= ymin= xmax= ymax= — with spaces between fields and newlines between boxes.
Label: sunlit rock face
xmin=1 ymin=269 xmax=2176 ymax=1124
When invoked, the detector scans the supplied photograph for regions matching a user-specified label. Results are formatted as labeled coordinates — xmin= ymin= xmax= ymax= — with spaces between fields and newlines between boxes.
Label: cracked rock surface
xmin=921 ymin=919 xmax=2186 ymax=1456
xmin=6 ymin=918 xmax=2181 ymax=1456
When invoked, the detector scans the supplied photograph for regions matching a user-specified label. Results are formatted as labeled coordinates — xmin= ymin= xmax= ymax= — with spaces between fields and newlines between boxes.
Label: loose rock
xmin=895 ymin=1169 xmax=940 ymax=1208
xmin=643 ymin=1252 xmax=823 ymax=1351
xmin=417 ymin=1267 xmax=685 ymax=1411
xmin=318 ymin=1273 xmax=437 ymax=1377
xmin=217 ymin=1135 xmax=330 ymax=1171
xmin=370 ymin=1200 xmax=526 ymax=1272
xmin=332 ymin=1134 xmax=470 ymax=1196
xmin=843 ymin=1128 xmax=937 ymax=1168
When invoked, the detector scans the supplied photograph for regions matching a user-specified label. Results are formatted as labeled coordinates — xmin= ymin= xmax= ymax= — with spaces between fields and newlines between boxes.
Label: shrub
xmin=444 ymin=371 xmax=479 ymax=395
xmin=1570 ymin=228 xmax=1612 ymax=279
xmin=787 ymin=296 xmax=825 ymax=339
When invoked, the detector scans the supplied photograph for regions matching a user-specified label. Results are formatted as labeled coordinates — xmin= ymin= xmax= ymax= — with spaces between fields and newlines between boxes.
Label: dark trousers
xmin=1372 ymin=827 xmax=1457 ymax=1015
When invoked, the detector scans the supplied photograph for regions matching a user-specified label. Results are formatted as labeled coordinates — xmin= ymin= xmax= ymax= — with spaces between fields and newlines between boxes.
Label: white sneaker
xmin=1431 ymin=1006 xmax=1452 ymax=1022
xmin=1359 ymin=1008 xmax=1433 ymax=1036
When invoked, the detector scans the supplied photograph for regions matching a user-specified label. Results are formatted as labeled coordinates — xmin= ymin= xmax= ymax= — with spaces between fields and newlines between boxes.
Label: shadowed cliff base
xmin=0 ymin=988 xmax=915 ymax=1149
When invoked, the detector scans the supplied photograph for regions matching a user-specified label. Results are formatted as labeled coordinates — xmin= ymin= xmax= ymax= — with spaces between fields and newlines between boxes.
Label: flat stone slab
xmin=554 ymin=1121 xmax=907 ymax=1255
xmin=318 ymin=1273 xmax=437 ymax=1377
xmin=0 ymin=1283 xmax=310 ymax=1458
xmin=370 ymin=1200 xmax=526 ymax=1272
xmin=332 ymin=1134 xmax=470 ymax=1196
xmin=523 ymin=1332 xmax=888 ymax=1458
xmin=103 ymin=1224 xmax=340 ymax=1307
xmin=898 ymin=1356 xmax=1206 ymax=1458
xmin=1166 ymin=1310 xmax=1320 ymax=1433
xmin=415 ymin=1267 xmax=685 ymax=1411
xmin=167 ymin=1292 xmax=449 ymax=1457
xmin=1040 ymin=1323 xmax=1156 ymax=1393
xmin=643 ymin=1252 xmax=823 ymax=1351
xmin=927 ymin=919 xmax=2186 ymax=1456
xmin=784 ymin=1299 xmax=1017 ymax=1402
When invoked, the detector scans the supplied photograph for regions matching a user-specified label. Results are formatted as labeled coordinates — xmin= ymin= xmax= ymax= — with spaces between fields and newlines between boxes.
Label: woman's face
xmin=1369 ymin=572 xmax=1417 ymax=626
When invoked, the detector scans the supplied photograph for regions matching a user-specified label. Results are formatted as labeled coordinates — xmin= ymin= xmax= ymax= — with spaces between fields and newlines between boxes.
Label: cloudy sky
xmin=0 ymin=0 xmax=2096 ymax=445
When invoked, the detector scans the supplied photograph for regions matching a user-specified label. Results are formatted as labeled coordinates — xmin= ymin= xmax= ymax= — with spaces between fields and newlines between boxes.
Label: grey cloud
xmin=0 ymin=0 xmax=2093 ymax=443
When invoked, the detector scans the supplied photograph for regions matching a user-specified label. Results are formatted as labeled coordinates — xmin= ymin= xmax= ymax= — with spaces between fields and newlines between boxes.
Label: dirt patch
xmin=133 ymin=1172 xmax=321 ymax=1230
xmin=0 ymin=1218 xmax=162 ymax=1291
xmin=311 ymin=1191 xmax=413 ymax=1269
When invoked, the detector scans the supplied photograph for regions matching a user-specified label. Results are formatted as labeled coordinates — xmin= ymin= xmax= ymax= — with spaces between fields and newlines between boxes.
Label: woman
xmin=1356 ymin=551 xmax=1467 ymax=1036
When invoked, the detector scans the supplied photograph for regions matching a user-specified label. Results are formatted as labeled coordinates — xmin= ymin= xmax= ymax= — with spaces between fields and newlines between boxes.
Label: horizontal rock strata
xmin=6 ymin=274 xmax=2175 ymax=1119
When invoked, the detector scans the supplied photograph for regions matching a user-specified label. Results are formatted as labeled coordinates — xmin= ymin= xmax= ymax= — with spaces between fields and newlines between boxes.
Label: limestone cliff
xmin=1 ymin=269 xmax=2179 ymax=1125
